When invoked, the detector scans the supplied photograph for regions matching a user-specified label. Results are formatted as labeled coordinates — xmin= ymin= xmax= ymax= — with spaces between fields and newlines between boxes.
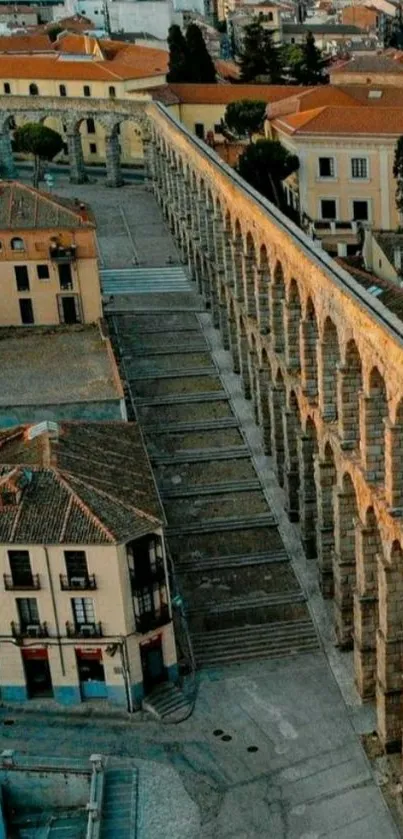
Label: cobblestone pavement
xmin=3 ymin=179 xmax=399 ymax=837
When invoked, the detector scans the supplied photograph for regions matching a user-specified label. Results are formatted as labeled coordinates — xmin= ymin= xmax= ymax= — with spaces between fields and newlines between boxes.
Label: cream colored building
xmin=0 ymin=181 xmax=102 ymax=326
xmin=363 ymin=228 xmax=403 ymax=284
xmin=0 ymin=421 xmax=177 ymax=708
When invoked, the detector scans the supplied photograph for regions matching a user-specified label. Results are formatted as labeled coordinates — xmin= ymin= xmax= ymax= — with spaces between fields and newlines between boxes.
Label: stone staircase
xmin=101 ymin=266 xmax=193 ymax=295
xmin=191 ymin=619 xmax=319 ymax=668
xmin=99 ymin=766 xmax=138 ymax=838
xmin=17 ymin=813 xmax=87 ymax=838
xmin=142 ymin=682 xmax=192 ymax=721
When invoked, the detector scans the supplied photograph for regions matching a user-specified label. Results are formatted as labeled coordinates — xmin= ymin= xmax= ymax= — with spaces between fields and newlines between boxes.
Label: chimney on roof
xmin=394 ymin=246 xmax=402 ymax=272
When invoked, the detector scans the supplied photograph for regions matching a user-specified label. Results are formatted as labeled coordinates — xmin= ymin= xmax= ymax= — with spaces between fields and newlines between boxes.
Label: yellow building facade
xmin=0 ymin=182 xmax=102 ymax=327
xmin=0 ymin=421 xmax=177 ymax=708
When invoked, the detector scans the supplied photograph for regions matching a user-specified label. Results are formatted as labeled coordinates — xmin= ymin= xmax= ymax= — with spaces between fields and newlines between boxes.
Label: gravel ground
xmin=156 ymin=458 xmax=258 ymax=486
xmin=164 ymin=491 xmax=269 ymax=525
xmin=169 ymin=529 xmax=284 ymax=563
xmin=131 ymin=375 xmax=223 ymax=397
xmin=146 ymin=428 xmax=244 ymax=454
xmin=180 ymin=563 xmax=299 ymax=605
xmin=137 ymin=400 xmax=233 ymax=425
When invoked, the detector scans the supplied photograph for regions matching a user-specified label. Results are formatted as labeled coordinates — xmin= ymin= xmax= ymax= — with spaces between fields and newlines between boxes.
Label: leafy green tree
xmin=239 ymin=20 xmax=283 ymax=83
xmin=223 ymin=99 xmax=266 ymax=141
xmin=294 ymin=31 xmax=328 ymax=85
xmin=167 ymin=24 xmax=189 ymax=83
xmin=185 ymin=23 xmax=216 ymax=82
xmin=393 ymin=136 xmax=403 ymax=217
xmin=13 ymin=123 xmax=63 ymax=188
xmin=281 ymin=43 xmax=304 ymax=83
xmin=237 ymin=138 xmax=299 ymax=213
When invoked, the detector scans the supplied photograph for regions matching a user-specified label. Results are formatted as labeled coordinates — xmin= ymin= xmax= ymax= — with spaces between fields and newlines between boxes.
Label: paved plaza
xmin=4 ymin=176 xmax=401 ymax=837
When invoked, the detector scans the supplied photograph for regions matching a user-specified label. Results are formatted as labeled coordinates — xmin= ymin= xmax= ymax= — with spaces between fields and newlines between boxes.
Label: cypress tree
xmin=239 ymin=20 xmax=283 ymax=83
xmin=185 ymin=23 xmax=217 ymax=83
xmin=394 ymin=136 xmax=403 ymax=217
xmin=167 ymin=24 xmax=189 ymax=83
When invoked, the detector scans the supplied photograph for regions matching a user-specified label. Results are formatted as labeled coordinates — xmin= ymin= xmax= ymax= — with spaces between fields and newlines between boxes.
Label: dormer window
xmin=0 ymin=489 xmax=17 ymax=508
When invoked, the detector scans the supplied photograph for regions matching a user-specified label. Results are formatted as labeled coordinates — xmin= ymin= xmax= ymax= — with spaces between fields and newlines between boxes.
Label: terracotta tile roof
xmin=0 ymin=32 xmax=168 ymax=80
xmin=267 ymin=85 xmax=359 ymax=117
xmin=168 ymin=83 xmax=309 ymax=105
xmin=331 ymin=52 xmax=403 ymax=74
xmin=146 ymin=84 xmax=181 ymax=105
xmin=0 ymin=422 xmax=163 ymax=545
xmin=215 ymin=59 xmax=241 ymax=79
xmin=0 ymin=182 xmax=95 ymax=229
xmin=340 ymin=84 xmax=403 ymax=106
xmin=371 ymin=229 xmax=403 ymax=268
xmin=273 ymin=105 xmax=403 ymax=134
xmin=336 ymin=257 xmax=403 ymax=320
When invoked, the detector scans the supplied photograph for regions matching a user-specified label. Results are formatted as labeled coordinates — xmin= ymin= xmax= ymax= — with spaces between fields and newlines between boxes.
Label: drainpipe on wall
xmin=43 ymin=545 xmax=65 ymax=677
xmin=120 ymin=637 xmax=133 ymax=714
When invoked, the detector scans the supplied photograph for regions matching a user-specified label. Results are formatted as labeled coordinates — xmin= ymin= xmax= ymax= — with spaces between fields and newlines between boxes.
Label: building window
xmin=19 ymin=298 xmax=34 ymax=325
xmin=59 ymin=84 xmax=67 ymax=97
xmin=37 ymin=264 xmax=50 ymax=280
xmin=352 ymin=199 xmax=369 ymax=221
xmin=89 ymin=143 xmax=97 ymax=154
xmin=4 ymin=82 xmax=10 ymax=94
xmin=8 ymin=551 xmax=33 ymax=587
xmin=194 ymin=122 xmax=205 ymax=139
xmin=15 ymin=265 xmax=29 ymax=291
xmin=320 ymin=199 xmax=337 ymax=220
xmin=268 ymin=11 xmax=273 ymax=20
xmin=83 ymin=85 xmax=91 ymax=97
xmin=351 ymin=157 xmax=368 ymax=179
xmin=29 ymin=82 xmax=39 ymax=96
xmin=318 ymin=157 xmax=335 ymax=178
xmin=17 ymin=597 xmax=39 ymax=628
xmin=86 ymin=117 xmax=95 ymax=134
xmin=214 ymin=123 xmax=222 ymax=133
xmin=65 ymin=551 xmax=88 ymax=585
xmin=11 ymin=236 xmax=24 ymax=251
xmin=58 ymin=294 xmax=81 ymax=324
xmin=109 ymin=85 xmax=116 ymax=98
xmin=72 ymin=597 xmax=95 ymax=626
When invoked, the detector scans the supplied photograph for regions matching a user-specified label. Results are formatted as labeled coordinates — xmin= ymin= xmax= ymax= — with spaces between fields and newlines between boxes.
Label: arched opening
xmin=386 ymin=399 xmax=403 ymax=507
xmin=377 ymin=539 xmax=403 ymax=749
xmin=284 ymin=390 xmax=301 ymax=521
xmin=11 ymin=237 xmax=25 ymax=251
xmin=228 ymin=298 xmax=240 ymax=374
xmin=354 ymin=506 xmax=381 ymax=700
xmin=333 ymin=472 xmax=358 ymax=648
xmin=249 ymin=333 xmax=259 ymax=422
xmin=257 ymin=245 xmax=270 ymax=334
xmin=321 ymin=317 xmax=340 ymax=420
xmin=270 ymin=260 xmax=285 ymax=353
xmin=363 ymin=367 xmax=388 ymax=483
xmin=301 ymin=297 xmax=319 ymax=400
xmin=299 ymin=416 xmax=318 ymax=558
xmin=238 ymin=316 xmax=251 ymax=399
xmin=29 ymin=83 xmax=39 ymax=96
xmin=316 ymin=441 xmax=337 ymax=597
xmin=286 ymin=279 xmax=301 ymax=371
xmin=232 ymin=220 xmax=244 ymax=303
xmin=244 ymin=233 xmax=257 ymax=319
xmin=270 ymin=368 xmax=286 ymax=485
xmin=339 ymin=339 xmax=362 ymax=448
xmin=258 ymin=348 xmax=272 ymax=454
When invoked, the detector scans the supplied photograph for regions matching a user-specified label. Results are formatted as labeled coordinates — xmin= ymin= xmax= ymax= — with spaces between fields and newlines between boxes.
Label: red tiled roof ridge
xmin=65 ymin=470 xmax=161 ymax=526
xmin=55 ymin=470 xmax=115 ymax=543
xmin=3 ymin=181 xmax=95 ymax=227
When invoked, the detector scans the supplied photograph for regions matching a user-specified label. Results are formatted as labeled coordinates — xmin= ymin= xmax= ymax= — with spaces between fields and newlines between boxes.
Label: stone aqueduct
xmin=3 ymin=96 xmax=403 ymax=748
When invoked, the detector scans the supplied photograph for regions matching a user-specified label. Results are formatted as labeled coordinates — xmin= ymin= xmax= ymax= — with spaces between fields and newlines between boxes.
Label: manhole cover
xmin=213 ymin=729 xmax=224 ymax=736
xmin=3 ymin=719 xmax=14 ymax=726
xmin=247 ymin=746 xmax=258 ymax=753
xmin=221 ymin=734 xmax=232 ymax=742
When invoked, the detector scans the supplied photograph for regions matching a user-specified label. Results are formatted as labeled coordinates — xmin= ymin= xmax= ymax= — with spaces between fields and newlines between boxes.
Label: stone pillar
xmin=297 ymin=435 xmax=317 ymax=558
xmin=255 ymin=268 xmax=270 ymax=335
xmin=283 ymin=409 xmax=300 ymax=522
xmin=231 ymin=239 xmax=244 ymax=303
xmin=0 ymin=129 xmax=16 ymax=179
xmin=248 ymin=350 xmax=259 ymax=423
xmin=385 ymin=419 xmax=403 ymax=511
xmin=257 ymin=365 xmax=271 ymax=455
xmin=238 ymin=331 xmax=251 ymax=399
xmin=270 ymin=285 xmax=285 ymax=353
xmin=376 ymin=551 xmax=403 ymax=751
xmin=318 ymin=340 xmax=338 ymax=421
xmin=285 ymin=301 xmax=301 ymax=373
xmin=359 ymin=392 xmax=386 ymax=483
xmin=337 ymin=365 xmax=360 ymax=449
xmin=67 ymin=132 xmax=87 ymax=184
xmin=333 ymin=488 xmax=356 ymax=649
xmin=300 ymin=318 xmax=318 ymax=401
xmin=242 ymin=255 xmax=257 ymax=320
xmin=353 ymin=520 xmax=379 ymax=700
xmin=142 ymin=136 xmax=152 ymax=183
xmin=219 ymin=287 xmax=230 ymax=350
xmin=270 ymin=384 xmax=285 ymax=486
xmin=222 ymin=231 xmax=235 ymax=291
xmin=228 ymin=301 xmax=240 ymax=375
xmin=105 ymin=133 xmax=123 ymax=187
xmin=315 ymin=458 xmax=336 ymax=597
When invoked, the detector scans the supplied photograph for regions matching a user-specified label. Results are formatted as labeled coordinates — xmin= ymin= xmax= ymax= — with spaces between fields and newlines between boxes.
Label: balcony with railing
xmin=60 ymin=574 xmax=97 ymax=591
xmin=129 ymin=563 xmax=166 ymax=592
xmin=134 ymin=605 xmax=170 ymax=634
xmin=4 ymin=573 xmax=40 ymax=591
xmin=11 ymin=621 xmax=48 ymax=639
xmin=65 ymin=621 xmax=103 ymax=638
xmin=49 ymin=243 xmax=77 ymax=263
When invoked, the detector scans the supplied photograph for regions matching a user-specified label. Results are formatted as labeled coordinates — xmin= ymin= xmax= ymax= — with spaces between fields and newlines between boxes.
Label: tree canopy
xmin=223 ymin=99 xmax=267 ymax=140
xmin=13 ymin=123 xmax=64 ymax=188
xmin=287 ymin=31 xmax=328 ymax=85
xmin=237 ymin=138 xmax=299 ymax=215
xmin=239 ymin=20 xmax=284 ymax=83
xmin=394 ymin=136 xmax=403 ymax=217
xmin=167 ymin=23 xmax=216 ymax=84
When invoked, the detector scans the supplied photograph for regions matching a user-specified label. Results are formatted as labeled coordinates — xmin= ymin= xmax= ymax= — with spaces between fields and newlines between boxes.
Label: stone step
xmin=175 ymin=549 xmax=289 ymax=573
xmin=153 ymin=446 xmax=249 ymax=464
xmin=128 ymin=343 xmax=207 ymax=356
xmin=161 ymin=478 xmax=261 ymax=498
xmin=194 ymin=637 xmax=320 ymax=668
xmin=167 ymin=512 xmax=275 ymax=536
xmin=142 ymin=682 xmax=192 ymax=721
xmin=101 ymin=266 xmax=192 ymax=295
xmin=100 ymin=769 xmax=137 ymax=839
xmin=145 ymin=417 xmax=239 ymax=434
xmin=134 ymin=391 xmax=228 ymax=406
xmin=129 ymin=366 xmax=217 ymax=381
xmin=191 ymin=618 xmax=315 ymax=643
xmin=187 ymin=590 xmax=305 ymax=615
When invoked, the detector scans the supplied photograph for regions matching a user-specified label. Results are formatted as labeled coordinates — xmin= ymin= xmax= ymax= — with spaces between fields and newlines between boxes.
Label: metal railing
xmin=60 ymin=574 xmax=97 ymax=591
xmin=10 ymin=621 xmax=48 ymax=639
xmin=85 ymin=754 xmax=105 ymax=839
xmin=4 ymin=573 xmax=40 ymax=590
xmin=65 ymin=621 xmax=103 ymax=638
xmin=135 ymin=606 xmax=170 ymax=634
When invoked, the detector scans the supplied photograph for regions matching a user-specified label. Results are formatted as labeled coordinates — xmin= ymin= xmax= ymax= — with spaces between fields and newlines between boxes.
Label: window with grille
xmin=351 ymin=158 xmax=368 ymax=179
xmin=72 ymin=597 xmax=95 ymax=625
xmin=9 ymin=551 xmax=32 ymax=586
xmin=17 ymin=597 xmax=39 ymax=626
xmin=318 ymin=157 xmax=335 ymax=178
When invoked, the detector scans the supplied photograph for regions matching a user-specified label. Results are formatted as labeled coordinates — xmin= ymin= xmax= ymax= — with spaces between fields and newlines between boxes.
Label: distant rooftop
xmin=0 ymin=182 xmax=95 ymax=229
xmin=282 ymin=22 xmax=365 ymax=33
xmin=0 ymin=324 xmax=122 ymax=407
